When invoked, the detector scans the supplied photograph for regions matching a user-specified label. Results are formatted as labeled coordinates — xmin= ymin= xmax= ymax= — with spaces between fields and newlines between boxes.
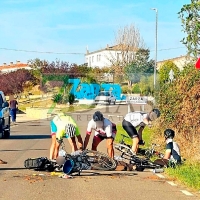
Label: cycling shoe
xmin=138 ymin=140 xmax=145 ymax=145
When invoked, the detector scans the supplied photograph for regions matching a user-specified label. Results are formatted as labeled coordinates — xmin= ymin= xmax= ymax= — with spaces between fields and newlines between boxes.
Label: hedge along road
xmin=0 ymin=104 xmax=199 ymax=200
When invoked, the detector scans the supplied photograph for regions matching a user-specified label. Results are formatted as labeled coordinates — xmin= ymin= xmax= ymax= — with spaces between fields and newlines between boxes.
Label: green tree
xmin=159 ymin=61 xmax=180 ymax=85
xmin=28 ymin=58 xmax=48 ymax=83
xmin=134 ymin=49 xmax=154 ymax=74
xmin=124 ymin=48 xmax=154 ymax=86
xmin=178 ymin=0 xmax=200 ymax=57
xmin=132 ymin=83 xmax=141 ymax=94
xmin=138 ymin=76 xmax=151 ymax=95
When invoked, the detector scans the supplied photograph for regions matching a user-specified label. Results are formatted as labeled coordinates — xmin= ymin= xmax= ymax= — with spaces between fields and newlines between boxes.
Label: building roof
xmin=0 ymin=61 xmax=31 ymax=73
xmin=157 ymin=55 xmax=194 ymax=63
xmin=85 ymin=44 xmax=137 ymax=55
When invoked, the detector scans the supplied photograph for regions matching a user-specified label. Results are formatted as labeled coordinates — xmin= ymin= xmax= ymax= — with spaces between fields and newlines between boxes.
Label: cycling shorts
xmin=50 ymin=121 xmax=80 ymax=139
xmin=122 ymin=119 xmax=139 ymax=139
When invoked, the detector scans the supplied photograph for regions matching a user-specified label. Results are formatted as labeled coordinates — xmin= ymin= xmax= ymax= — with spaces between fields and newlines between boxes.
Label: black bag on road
xmin=24 ymin=157 xmax=54 ymax=171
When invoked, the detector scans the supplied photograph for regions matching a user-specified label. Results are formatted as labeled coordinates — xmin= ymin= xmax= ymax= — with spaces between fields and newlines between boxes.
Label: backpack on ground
xmin=24 ymin=157 xmax=54 ymax=171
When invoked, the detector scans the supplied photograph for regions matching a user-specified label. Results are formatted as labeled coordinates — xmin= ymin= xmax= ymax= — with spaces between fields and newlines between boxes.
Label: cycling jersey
xmin=50 ymin=115 xmax=80 ymax=139
xmin=166 ymin=139 xmax=181 ymax=162
xmin=86 ymin=118 xmax=116 ymax=138
xmin=124 ymin=111 xmax=148 ymax=127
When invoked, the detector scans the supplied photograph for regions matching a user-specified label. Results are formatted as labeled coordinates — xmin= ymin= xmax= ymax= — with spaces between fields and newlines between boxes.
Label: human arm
xmin=75 ymin=127 xmax=83 ymax=150
xmin=163 ymin=142 xmax=173 ymax=159
xmin=83 ymin=120 xmax=93 ymax=149
xmin=137 ymin=126 xmax=144 ymax=141
xmin=83 ymin=134 xmax=90 ymax=150
xmin=163 ymin=150 xmax=171 ymax=159
xmin=16 ymin=100 xmax=18 ymax=109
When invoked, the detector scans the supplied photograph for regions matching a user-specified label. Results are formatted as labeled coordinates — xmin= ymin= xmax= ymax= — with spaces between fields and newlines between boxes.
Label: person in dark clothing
xmin=9 ymin=98 xmax=18 ymax=123
xmin=154 ymin=129 xmax=181 ymax=167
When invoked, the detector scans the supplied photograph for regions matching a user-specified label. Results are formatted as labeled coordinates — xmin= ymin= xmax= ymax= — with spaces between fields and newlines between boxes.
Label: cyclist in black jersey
xmin=154 ymin=129 xmax=181 ymax=167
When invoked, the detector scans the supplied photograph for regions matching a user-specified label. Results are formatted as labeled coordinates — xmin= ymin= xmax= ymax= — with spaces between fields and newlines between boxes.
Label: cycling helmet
xmin=149 ymin=108 xmax=161 ymax=121
xmin=164 ymin=129 xmax=175 ymax=139
xmin=93 ymin=111 xmax=104 ymax=121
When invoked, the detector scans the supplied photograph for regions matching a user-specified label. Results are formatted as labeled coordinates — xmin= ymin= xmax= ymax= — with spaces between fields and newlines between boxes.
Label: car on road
xmin=0 ymin=91 xmax=10 ymax=139
xmin=94 ymin=91 xmax=116 ymax=105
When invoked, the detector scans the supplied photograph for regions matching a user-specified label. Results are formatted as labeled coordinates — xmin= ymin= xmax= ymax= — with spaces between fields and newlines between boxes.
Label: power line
xmin=0 ymin=46 xmax=185 ymax=54
xmin=150 ymin=46 xmax=185 ymax=52
xmin=157 ymin=46 xmax=185 ymax=51
xmin=0 ymin=47 xmax=85 ymax=55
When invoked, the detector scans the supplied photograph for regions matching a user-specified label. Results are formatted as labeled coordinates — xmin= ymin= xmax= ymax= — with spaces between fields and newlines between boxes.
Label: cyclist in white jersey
xmin=83 ymin=111 xmax=117 ymax=158
xmin=122 ymin=109 xmax=160 ymax=154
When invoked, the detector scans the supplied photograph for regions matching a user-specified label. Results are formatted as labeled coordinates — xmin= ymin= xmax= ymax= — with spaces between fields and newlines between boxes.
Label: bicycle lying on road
xmin=115 ymin=134 xmax=164 ymax=159
xmin=114 ymin=134 xmax=164 ymax=171
xmin=24 ymin=140 xmax=117 ymax=175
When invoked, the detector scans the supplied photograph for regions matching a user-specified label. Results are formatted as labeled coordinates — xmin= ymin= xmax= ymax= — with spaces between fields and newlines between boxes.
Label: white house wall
xmin=85 ymin=50 xmax=131 ymax=68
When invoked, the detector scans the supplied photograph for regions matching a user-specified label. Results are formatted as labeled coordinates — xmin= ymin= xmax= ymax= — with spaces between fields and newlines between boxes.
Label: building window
xmin=89 ymin=57 xmax=91 ymax=66
xmin=92 ymin=56 xmax=94 ymax=62
xmin=97 ymin=55 xmax=99 ymax=62
xmin=117 ymin=53 xmax=120 ymax=61
xmin=99 ymin=54 xmax=101 ymax=61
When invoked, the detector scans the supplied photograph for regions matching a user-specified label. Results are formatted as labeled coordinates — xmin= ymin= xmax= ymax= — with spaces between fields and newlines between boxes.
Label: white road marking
xmin=180 ymin=190 xmax=194 ymax=196
xmin=167 ymin=181 xmax=177 ymax=186
xmin=155 ymin=174 xmax=165 ymax=178
xmin=149 ymin=170 xmax=194 ymax=197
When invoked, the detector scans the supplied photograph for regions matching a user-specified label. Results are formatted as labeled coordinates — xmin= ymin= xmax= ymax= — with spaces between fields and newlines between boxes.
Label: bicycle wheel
xmin=114 ymin=143 xmax=134 ymax=157
xmin=84 ymin=150 xmax=117 ymax=170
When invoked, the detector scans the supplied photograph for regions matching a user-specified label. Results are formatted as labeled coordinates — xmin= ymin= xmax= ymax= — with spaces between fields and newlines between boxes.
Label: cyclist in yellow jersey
xmin=49 ymin=113 xmax=83 ymax=160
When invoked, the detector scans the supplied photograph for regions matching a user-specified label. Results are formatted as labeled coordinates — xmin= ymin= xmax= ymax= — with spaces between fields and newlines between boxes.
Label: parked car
xmin=0 ymin=91 xmax=10 ymax=139
xmin=94 ymin=91 xmax=116 ymax=105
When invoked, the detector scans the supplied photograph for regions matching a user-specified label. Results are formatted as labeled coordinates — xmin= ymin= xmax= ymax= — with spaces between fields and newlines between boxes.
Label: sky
xmin=0 ymin=0 xmax=191 ymax=65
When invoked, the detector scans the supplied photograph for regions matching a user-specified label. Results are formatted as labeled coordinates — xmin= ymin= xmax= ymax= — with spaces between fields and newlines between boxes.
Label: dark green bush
xmin=68 ymin=93 xmax=75 ymax=105
xmin=52 ymin=93 xmax=62 ymax=103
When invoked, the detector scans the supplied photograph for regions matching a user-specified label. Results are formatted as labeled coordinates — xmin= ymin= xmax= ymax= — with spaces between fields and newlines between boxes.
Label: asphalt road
xmin=0 ymin=104 xmax=199 ymax=200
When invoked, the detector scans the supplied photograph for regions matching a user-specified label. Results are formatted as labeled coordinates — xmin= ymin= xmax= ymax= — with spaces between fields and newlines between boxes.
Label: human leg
xmin=50 ymin=135 xmax=57 ymax=159
xmin=76 ymin=135 xmax=83 ymax=150
xmin=53 ymin=139 xmax=60 ymax=159
xmin=10 ymin=109 xmax=14 ymax=122
xmin=153 ymin=159 xmax=169 ymax=167
xmin=131 ymin=137 xmax=139 ymax=154
xmin=106 ymin=137 xmax=114 ymax=158
xmin=50 ymin=121 xmax=58 ymax=159
xmin=92 ymin=135 xmax=104 ymax=151
xmin=122 ymin=119 xmax=139 ymax=154
xmin=67 ymin=136 xmax=78 ymax=152
xmin=13 ymin=108 xmax=17 ymax=122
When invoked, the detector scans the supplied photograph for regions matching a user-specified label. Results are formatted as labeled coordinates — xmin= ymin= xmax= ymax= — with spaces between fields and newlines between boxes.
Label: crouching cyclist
xmin=50 ymin=113 xmax=83 ymax=160
xmin=154 ymin=129 xmax=181 ymax=167
xmin=122 ymin=108 xmax=161 ymax=155
xmin=83 ymin=111 xmax=117 ymax=158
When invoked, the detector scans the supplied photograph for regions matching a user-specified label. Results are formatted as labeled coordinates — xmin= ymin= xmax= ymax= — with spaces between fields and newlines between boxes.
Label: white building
xmin=85 ymin=44 xmax=136 ymax=68
xmin=0 ymin=61 xmax=31 ymax=73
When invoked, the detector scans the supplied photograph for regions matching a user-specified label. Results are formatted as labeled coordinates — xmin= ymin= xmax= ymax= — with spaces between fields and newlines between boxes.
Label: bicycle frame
xmin=119 ymin=151 xmax=162 ymax=170
xmin=117 ymin=134 xmax=163 ymax=159
xmin=57 ymin=140 xmax=117 ymax=175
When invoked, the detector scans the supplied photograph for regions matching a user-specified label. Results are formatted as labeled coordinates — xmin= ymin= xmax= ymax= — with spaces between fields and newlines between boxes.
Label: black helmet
xmin=164 ymin=129 xmax=175 ymax=139
xmin=93 ymin=111 xmax=104 ymax=121
xmin=149 ymin=108 xmax=161 ymax=121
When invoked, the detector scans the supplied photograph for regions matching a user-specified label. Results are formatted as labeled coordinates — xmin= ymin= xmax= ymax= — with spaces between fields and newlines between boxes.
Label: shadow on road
xmin=0 ymin=167 xmax=25 ymax=171
xmin=0 ymin=148 xmax=48 ymax=152
xmin=72 ymin=171 xmax=138 ymax=177
xmin=9 ymin=135 xmax=50 ymax=140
